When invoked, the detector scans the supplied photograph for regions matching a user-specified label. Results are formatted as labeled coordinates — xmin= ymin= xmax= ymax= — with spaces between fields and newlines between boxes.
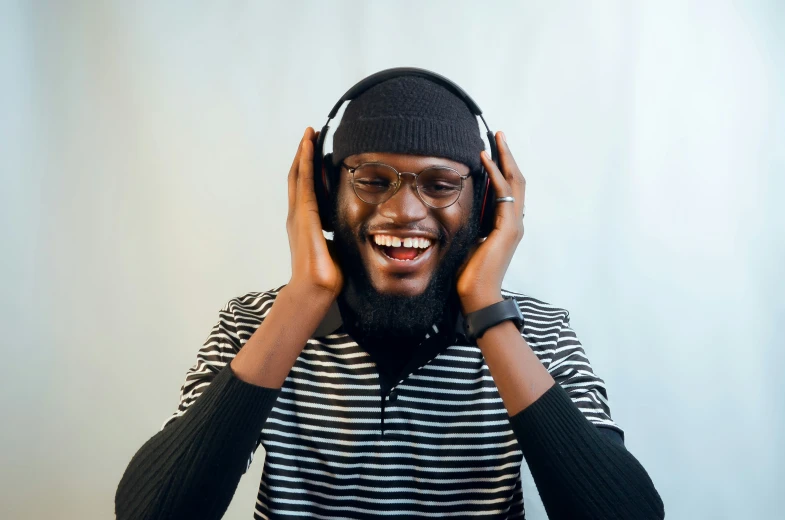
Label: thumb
xmin=326 ymin=238 xmax=343 ymax=267
xmin=456 ymin=240 xmax=483 ymax=281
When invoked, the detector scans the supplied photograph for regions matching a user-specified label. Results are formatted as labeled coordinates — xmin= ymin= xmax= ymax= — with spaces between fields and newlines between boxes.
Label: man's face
xmin=332 ymin=152 xmax=480 ymax=339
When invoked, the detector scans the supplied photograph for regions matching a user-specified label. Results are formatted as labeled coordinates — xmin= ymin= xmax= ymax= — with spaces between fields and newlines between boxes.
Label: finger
xmin=456 ymin=241 xmax=482 ymax=279
xmin=288 ymin=129 xmax=309 ymax=216
xmin=297 ymin=128 xmax=317 ymax=207
xmin=496 ymin=131 xmax=526 ymax=206
xmin=481 ymin=150 xmax=520 ymax=234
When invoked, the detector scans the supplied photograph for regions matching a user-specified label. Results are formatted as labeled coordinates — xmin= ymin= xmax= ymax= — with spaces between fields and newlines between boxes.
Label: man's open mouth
xmin=371 ymin=234 xmax=433 ymax=262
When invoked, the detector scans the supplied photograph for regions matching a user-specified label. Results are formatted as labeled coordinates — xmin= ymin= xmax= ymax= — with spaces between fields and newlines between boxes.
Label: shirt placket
xmin=381 ymin=372 xmax=418 ymax=438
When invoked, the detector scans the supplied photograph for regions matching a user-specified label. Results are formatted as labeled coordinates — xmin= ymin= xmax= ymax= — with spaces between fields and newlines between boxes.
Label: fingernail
xmin=500 ymin=131 xmax=507 ymax=143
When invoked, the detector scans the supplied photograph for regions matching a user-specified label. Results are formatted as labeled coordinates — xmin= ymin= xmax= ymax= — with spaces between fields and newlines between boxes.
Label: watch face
xmin=512 ymin=300 xmax=524 ymax=327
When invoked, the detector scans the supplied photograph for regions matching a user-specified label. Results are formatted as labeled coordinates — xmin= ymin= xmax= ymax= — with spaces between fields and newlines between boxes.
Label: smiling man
xmin=116 ymin=73 xmax=664 ymax=519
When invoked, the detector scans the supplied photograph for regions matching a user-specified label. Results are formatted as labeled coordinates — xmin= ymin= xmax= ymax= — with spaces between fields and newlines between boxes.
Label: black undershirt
xmin=336 ymin=292 xmax=462 ymax=397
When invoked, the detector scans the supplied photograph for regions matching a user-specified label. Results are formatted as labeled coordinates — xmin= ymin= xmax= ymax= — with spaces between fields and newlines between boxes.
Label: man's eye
xmin=356 ymin=179 xmax=391 ymax=191
xmin=421 ymin=183 xmax=460 ymax=195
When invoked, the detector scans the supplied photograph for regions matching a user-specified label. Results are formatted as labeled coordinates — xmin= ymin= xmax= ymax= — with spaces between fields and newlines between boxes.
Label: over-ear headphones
xmin=313 ymin=67 xmax=499 ymax=238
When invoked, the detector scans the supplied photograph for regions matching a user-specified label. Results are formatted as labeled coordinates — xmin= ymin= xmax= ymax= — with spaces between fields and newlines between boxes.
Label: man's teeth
xmin=373 ymin=235 xmax=432 ymax=249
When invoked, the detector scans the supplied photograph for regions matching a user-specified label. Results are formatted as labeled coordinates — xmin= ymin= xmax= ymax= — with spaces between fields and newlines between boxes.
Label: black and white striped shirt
xmin=162 ymin=286 xmax=621 ymax=519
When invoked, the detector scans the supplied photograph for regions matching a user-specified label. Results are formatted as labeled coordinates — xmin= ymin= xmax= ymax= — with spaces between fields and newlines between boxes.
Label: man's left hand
xmin=456 ymin=131 xmax=526 ymax=314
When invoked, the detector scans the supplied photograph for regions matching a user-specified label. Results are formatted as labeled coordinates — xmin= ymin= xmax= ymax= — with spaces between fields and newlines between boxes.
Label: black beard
xmin=331 ymin=208 xmax=480 ymax=342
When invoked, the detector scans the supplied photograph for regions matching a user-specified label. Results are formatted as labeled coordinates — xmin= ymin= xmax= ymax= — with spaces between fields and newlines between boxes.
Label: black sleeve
xmin=115 ymin=364 xmax=280 ymax=520
xmin=509 ymin=383 xmax=664 ymax=520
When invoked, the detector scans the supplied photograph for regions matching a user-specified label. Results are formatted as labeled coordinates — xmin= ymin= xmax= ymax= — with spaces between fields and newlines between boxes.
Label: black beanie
xmin=332 ymin=76 xmax=485 ymax=172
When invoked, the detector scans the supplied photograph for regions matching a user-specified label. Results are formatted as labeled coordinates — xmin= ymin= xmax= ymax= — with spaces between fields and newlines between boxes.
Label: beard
xmin=331 ymin=202 xmax=481 ymax=343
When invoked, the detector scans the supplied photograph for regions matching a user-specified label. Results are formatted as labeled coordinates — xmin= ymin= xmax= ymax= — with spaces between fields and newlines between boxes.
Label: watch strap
xmin=463 ymin=297 xmax=524 ymax=341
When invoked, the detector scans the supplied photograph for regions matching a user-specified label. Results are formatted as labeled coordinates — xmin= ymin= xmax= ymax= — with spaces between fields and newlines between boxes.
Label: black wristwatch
xmin=463 ymin=297 xmax=525 ymax=341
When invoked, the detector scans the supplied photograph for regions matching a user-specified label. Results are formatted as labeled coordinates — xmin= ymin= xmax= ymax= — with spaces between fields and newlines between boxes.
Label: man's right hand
xmin=231 ymin=128 xmax=343 ymax=388
xmin=286 ymin=127 xmax=344 ymax=297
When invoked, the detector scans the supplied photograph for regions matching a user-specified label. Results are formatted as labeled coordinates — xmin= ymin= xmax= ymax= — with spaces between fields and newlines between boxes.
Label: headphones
xmin=313 ymin=67 xmax=499 ymax=238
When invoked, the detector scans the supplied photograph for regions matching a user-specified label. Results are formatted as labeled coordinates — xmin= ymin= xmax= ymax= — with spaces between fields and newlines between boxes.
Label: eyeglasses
xmin=341 ymin=161 xmax=471 ymax=209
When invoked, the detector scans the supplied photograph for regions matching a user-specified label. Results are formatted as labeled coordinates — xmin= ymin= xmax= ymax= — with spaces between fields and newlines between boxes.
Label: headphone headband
xmin=327 ymin=67 xmax=485 ymax=119
xmin=322 ymin=67 xmax=493 ymax=153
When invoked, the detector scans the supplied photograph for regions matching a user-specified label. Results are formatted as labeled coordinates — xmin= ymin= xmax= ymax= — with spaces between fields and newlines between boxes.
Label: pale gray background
xmin=1 ymin=1 xmax=783 ymax=519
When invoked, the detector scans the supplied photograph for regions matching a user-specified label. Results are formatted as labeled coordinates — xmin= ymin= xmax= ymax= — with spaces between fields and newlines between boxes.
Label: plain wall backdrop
xmin=1 ymin=1 xmax=783 ymax=519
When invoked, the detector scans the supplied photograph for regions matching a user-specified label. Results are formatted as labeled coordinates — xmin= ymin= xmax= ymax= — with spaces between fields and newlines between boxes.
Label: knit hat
xmin=332 ymin=76 xmax=485 ymax=172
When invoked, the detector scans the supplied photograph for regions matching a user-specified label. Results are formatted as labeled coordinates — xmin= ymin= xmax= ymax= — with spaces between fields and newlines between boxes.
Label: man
xmin=116 ymin=75 xmax=664 ymax=519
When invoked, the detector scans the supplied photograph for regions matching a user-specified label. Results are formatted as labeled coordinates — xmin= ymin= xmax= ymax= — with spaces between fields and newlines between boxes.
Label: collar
xmin=313 ymin=295 xmax=471 ymax=345
xmin=314 ymin=292 xmax=471 ymax=395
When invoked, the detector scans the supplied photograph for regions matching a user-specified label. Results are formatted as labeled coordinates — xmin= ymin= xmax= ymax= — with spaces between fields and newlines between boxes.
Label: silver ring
xmin=496 ymin=196 xmax=515 ymax=203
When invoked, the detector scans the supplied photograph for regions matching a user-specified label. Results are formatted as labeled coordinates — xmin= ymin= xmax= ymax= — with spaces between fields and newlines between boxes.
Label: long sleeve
xmin=509 ymin=384 xmax=663 ymax=519
xmin=115 ymin=364 xmax=280 ymax=520
xmin=116 ymin=291 xmax=281 ymax=520
xmin=510 ymin=309 xmax=664 ymax=519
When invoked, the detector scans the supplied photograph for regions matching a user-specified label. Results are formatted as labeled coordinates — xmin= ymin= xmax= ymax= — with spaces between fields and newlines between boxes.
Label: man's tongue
xmin=384 ymin=246 xmax=419 ymax=261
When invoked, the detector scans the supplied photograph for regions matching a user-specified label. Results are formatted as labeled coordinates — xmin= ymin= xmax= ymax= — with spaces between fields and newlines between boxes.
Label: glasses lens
xmin=417 ymin=167 xmax=463 ymax=208
xmin=352 ymin=164 xmax=399 ymax=204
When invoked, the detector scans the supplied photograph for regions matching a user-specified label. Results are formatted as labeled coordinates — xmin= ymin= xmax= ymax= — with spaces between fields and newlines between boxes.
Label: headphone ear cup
xmin=311 ymin=127 xmax=335 ymax=233
xmin=478 ymin=169 xmax=496 ymax=238
xmin=314 ymin=152 xmax=335 ymax=232
xmin=477 ymin=135 xmax=501 ymax=238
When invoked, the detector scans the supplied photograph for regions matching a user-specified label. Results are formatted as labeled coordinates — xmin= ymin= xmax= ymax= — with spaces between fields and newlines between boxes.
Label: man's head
xmin=328 ymin=76 xmax=486 ymax=340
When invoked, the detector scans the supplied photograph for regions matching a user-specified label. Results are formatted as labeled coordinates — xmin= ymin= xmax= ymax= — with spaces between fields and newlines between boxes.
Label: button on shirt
xmin=160 ymin=286 xmax=622 ymax=519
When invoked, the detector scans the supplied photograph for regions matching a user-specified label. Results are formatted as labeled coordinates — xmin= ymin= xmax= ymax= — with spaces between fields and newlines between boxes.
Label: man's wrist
xmin=283 ymin=282 xmax=337 ymax=312
xmin=459 ymin=292 xmax=504 ymax=315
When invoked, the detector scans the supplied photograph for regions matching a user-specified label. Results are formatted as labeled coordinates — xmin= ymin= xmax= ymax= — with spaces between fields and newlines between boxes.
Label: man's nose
xmin=377 ymin=174 xmax=428 ymax=223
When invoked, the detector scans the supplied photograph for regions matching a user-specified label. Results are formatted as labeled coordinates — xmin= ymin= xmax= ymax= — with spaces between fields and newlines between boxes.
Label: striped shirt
xmin=161 ymin=286 xmax=620 ymax=519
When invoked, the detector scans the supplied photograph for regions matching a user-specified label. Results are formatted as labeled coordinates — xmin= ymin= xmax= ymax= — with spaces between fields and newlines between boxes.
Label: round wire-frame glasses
xmin=341 ymin=161 xmax=471 ymax=209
